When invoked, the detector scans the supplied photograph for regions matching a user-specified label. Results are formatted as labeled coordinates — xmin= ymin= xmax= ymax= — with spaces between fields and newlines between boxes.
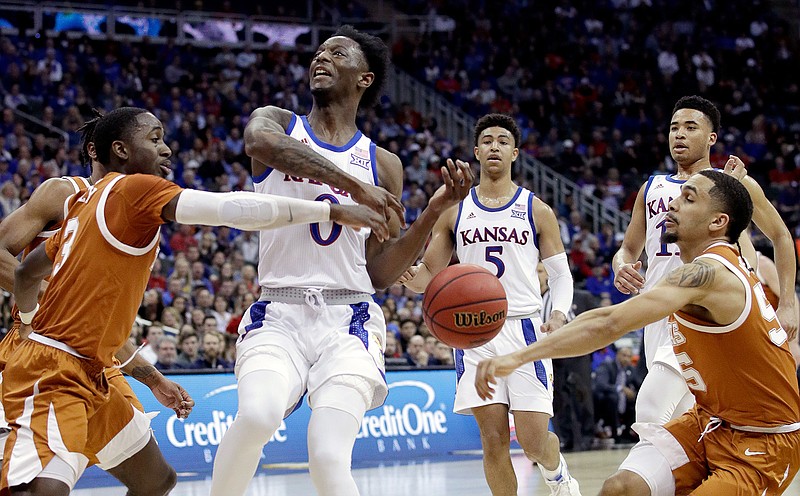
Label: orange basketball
xmin=422 ymin=264 xmax=507 ymax=349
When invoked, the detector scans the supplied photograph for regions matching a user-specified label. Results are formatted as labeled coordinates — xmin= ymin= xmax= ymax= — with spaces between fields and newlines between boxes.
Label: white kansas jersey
xmin=254 ymin=113 xmax=378 ymax=293
xmin=454 ymin=187 xmax=542 ymax=317
xmin=642 ymin=174 xmax=685 ymax=292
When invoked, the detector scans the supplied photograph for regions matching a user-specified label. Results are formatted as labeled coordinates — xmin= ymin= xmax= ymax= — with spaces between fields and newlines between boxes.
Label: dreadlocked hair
xmin=77 ymin=108 xmax=104 ymax=166
xmin=735 ymin=240 xmax=755 ymax=273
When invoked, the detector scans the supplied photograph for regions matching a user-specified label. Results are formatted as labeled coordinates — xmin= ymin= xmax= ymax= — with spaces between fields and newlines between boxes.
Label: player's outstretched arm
xmin=740 ymin=173 xmax=798 ymax=338
xmin=116 ymin=340 xmax=194 ymax=419
xmin=612 ymin=183 xmax=647 ymax=294
xmin=367 ymin=153 xmax=473 ymax=290
xmin=533 ymin=197 xmax=573 ymax=333
xmin=0 ymin=178 xmax=76 ymax=293
xmin=245 ymin=106 xmax=403 ymax=220
xmin=161 ymin=189 xmax=390 ymax=241
xmin=475 ymin=260 xmax=717 ymax=400
xmin=398 ymin=205 xmax=457 ymax=293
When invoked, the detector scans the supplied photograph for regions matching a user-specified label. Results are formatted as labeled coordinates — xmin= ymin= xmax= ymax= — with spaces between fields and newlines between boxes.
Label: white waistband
xmin=28 ymin=332 xmax=88 ymax=360
xmin=260 ymin=287 xmax=372 ymax=305
xmin=730 ymin=422 xmax=800 ymax=434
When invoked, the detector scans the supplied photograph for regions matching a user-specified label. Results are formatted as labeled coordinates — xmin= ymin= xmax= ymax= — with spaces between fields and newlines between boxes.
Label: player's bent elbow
xmin=244 ymin=131 xmax=278 ymax=162
xmin=369 ymin=272 xmax=394 ymax=292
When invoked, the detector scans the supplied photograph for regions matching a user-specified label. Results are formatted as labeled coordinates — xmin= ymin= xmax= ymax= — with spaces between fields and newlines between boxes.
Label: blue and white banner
xmin=78 ymin=369 xmax=482 ymax=487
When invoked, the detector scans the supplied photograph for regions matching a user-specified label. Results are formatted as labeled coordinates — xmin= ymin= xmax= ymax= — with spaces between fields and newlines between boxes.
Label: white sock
xmin=539 ymin=454 xmax=569 ymax=482
xmin=210 ymin=370 xmax=290 ymax=496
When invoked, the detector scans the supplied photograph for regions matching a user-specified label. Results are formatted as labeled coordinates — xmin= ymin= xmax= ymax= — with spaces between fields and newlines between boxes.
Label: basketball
xmin=422 ymin=264 xmax=508 ymax=349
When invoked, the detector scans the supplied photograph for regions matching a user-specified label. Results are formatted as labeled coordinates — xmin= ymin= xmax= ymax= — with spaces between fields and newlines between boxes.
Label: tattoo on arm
xmin=666 ymin=259 xmax=715 ymax=288
xmin=131 ymin=364 xmax=159 ymax=386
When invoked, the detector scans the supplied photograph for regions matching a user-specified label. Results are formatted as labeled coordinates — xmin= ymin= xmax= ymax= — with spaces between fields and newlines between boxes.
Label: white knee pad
xmin=235 ymin=344 xmax=295 ymax=382
xmin=618 ymin=441 xmax=676 ymax=496
xmin=39 ymin=453 xmax=89 ymax=490
xmin=636 ymin=363 xmax=694 ymax=424
xmin=311 ymin=375 xmax=373 ymax=421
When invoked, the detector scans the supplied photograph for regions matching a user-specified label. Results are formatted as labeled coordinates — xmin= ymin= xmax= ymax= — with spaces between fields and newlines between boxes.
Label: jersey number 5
xmin=675 ymin=352 xmax=707 ymax=393
xmin=485 ymin=246 xmax=505 ymax=278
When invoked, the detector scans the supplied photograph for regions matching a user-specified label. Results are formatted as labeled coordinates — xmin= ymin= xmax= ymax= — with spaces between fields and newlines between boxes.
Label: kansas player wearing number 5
xmin=209 ymin=26 xmax=473 ymax=496
xmin=612 ymin=96 xmax=797 ymax=428
xmin=476 ymin=171 xmax=800 ymax=495
xmin=399 ymin=114 xmax=580 ymax=496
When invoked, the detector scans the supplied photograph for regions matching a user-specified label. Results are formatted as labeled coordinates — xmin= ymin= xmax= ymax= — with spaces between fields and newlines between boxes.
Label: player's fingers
xmin=440 ymin=165 xmax=454 ymax=188
xmin=387 ymin=192 xmax=405 ymax=220
xmin=463 ymin=162 xmax=475 ymax=187
xmin=614 ymin=278 xmax=633 ymax=294
xmin=723 ymin=157 xmax=735 ymax=175
xmin=623 ymin=267 xmax=645 ymax=283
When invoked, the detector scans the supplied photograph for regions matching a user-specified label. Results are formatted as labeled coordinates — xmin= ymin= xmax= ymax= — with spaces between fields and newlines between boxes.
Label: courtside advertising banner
xmin=78 ymin=369 xmax=481 ymax=486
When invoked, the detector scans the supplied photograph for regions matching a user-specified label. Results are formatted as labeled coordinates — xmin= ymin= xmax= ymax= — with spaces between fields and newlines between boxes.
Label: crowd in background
xmin=0 ymin=0 xmax=798 ymax=448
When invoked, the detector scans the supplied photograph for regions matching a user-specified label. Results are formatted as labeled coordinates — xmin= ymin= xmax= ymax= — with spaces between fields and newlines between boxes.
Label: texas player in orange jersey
xmin=4 ymin=107 xmax=388 ymax=496
xmin=476 ymin=170 xmax=800 ymax=495
xmin=0 ymin=113 xmax=195 ymax=481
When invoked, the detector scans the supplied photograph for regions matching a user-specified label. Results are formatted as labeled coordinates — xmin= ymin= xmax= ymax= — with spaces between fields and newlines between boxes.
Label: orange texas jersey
xmin=34 ymin=172 xmax=182 ymax=368
xmin=10 ymin=176 xmax=91 ymax=323
xmin=670 ymin=243 xmax=800 ymax=428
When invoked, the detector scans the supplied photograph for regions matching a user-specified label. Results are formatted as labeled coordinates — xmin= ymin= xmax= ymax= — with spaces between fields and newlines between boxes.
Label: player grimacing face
xmin=121 ymin=112 xmax=173 ymax=178
xmin=662 ymin=175 xmax=721 ymax=245
xmin=668 ymin=108 xmax=717 ymax=167
xmin=474 ymin=126 xmax=519 ymax=176
xmin=309 ymin=36 xmax=372 ymax=99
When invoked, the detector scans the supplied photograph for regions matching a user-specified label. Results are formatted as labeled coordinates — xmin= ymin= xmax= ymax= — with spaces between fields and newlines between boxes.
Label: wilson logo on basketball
xmin=453 ymin=310 xmax=506 ymax=328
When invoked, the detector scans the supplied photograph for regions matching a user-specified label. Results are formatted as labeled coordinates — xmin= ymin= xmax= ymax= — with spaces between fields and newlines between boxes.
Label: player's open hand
xmin=429 ymin=159 xmax=474 ymax=214
xmin=777 ymin=300 xmax=799 ymax=341
xmin=151 ymin=377 xmax=195 ymax=419
xmin=722 ymin=155 xmax=748 ymax=182
xmin=330 ymin=204 xmax=391 ymax=242
xmin=614 ymin=261 xmax=644 ymax=294
xmin=352 ymin=183 xmax=404 ymax=225
xmin=475 ymin=354 xmax=523 ymax=400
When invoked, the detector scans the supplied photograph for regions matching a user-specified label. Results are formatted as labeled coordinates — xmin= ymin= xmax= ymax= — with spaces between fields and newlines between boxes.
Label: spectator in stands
xmin=155 ymin=335 xmax=183 ymax=371
xmin=592 ymin=346 xmax=639 ymax=443
xmin=139 ymin=322 xmax=165 ymax=365
xmin=193 ymin=330 xmax=233 ymax=370
xmin=177 ymin=330 xmax=200 ymax=368
xmin=432 ymin=341 xmax=455 ymax=366
xmin=384 ymin=332 xmax=401 ymax=359
xmin=160 ymin=306 xmax=184 ymax=331
xmin=210 ymin=295 xmax=232 ymax=332
xmin=403 ymin=334 xmax=426 ymax=367
xmin=398 ymin=318 xmax=418 ymax=350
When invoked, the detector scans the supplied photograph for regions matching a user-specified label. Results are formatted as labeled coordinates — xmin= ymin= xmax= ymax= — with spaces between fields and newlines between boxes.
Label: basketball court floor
xmin=73 ymin=447 xmax=800 ymax=495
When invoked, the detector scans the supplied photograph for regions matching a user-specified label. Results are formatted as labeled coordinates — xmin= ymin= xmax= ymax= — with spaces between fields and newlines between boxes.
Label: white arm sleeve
xmin=542 ymin=252 xmax=573 ymax=317
xmin=174 ymin=189 xmax=330 ymax=231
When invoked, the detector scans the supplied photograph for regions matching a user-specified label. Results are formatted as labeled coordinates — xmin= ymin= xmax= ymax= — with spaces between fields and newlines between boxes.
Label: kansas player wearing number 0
xmin=399 ymin=114 xmax=580 ymax=495
xmin=209 ymin=26 xmax=473 ymax=496
xmin=476 ymin=171 xmax=800 ymax=495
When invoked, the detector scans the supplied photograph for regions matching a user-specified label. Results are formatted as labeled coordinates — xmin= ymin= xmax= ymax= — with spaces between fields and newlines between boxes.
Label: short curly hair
xmin=672 ymin=95 xmax=721 ymax=133
xmin=333 ymin=25 xmax=390 ymax=109
xmin=473 ymin=114 xmax=522 ymax=148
